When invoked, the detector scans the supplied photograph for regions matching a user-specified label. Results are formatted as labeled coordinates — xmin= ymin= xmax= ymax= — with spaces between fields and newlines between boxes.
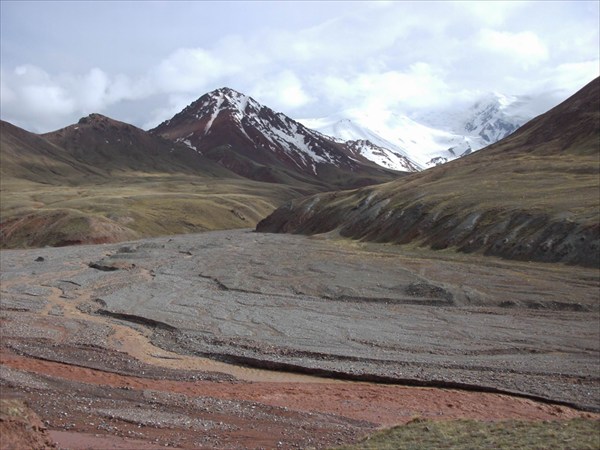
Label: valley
xmin=0 ymin=76 xmax=598 ymax=449
xmin=0 ymin=173 xmax=302 ymax=248
xmin=0 ymin=91 xmax=403 ymax=250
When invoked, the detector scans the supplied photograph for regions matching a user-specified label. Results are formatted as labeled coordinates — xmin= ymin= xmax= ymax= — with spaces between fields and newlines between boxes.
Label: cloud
xmin=1 ymin=65 xmax=75 ymax=131
xmin=459 ymin=1 xmax=527 ymax=27
xmin=150 ymin=47 xmax=239 ymax=93
xmin=142 ymin=93 xmax=199 ymax=130
xmin=76 ymin=68 xmax=110 ymax=111
xmin=0 ymin=2 xmax=597 ymax=132
xmin=315 ymin=63 xmax=449 ymax=115
xmin=533 ymin=60 xmax=600 ymax=102
xmin=251 ymin=70 xmax=314 ymax=111
xmin=478 ymin=29 xmax=549 ymax=68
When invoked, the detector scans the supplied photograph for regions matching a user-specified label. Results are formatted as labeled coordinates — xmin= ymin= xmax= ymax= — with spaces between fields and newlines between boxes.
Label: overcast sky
xmin=1 ymin=1 xmax=598 ymax=133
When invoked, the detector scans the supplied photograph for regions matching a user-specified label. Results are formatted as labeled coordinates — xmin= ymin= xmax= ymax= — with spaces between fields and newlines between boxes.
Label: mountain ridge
xmin=41 ymin=113 xmax=236 ymax=178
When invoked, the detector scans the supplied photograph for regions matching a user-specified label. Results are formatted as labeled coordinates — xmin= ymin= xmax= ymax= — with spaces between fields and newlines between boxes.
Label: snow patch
xmin=182 ymin=139 xmax=198 ymax=152
xmin=204 ymin=93 xmax=224 ymax=135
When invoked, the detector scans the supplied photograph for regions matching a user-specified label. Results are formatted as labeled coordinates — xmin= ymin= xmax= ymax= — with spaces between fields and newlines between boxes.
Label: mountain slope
xmin=0 ymin=120 xmax=106 ymax=184
xmin=150 ymin=87 xmax=404 ymax=189
xmin=257 ymin=77 xmax=600 ymax=267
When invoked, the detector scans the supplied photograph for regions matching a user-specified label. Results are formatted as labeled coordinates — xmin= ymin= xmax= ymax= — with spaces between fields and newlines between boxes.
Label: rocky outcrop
xmin=0 ymin=398 xmax=57 ymax=450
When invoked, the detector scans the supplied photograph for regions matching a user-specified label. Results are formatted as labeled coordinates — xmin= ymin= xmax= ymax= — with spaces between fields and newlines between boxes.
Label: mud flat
xmin=1 ymin=229 xmax=599 ymax=448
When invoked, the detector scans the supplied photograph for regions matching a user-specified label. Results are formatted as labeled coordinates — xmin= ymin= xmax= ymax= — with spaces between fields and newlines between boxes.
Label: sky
xmin=1 ymin=0 xmax=598 ymax=133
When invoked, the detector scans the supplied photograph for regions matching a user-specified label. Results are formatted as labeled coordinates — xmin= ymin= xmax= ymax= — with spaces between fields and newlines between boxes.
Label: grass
xmin=0 ymin=173 xmax=304 ymax=248
xmin=335 ymin=418 xmax=600 ymax=450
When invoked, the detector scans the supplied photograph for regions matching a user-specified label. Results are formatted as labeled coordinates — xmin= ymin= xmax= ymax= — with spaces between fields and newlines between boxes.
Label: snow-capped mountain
xmin=150 ymin=88 xmax=406 ymax=187
xmin=301 ymin=93 xmax=532 ymax=169
xmin=299 ymin=116 xmax=421 ymax=172
xmin=462 ymin=94 xmax=524 ymax=143
xmin=414 ymin=92 xmax=532 ymax=146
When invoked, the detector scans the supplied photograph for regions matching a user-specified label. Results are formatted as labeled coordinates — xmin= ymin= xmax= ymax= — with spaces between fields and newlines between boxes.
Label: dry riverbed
xmin=1 ymin=229 xmax=598 ymax=448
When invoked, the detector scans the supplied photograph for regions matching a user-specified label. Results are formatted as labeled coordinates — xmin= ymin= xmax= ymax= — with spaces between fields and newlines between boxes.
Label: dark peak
xmin=74 ymin=114 xmax=137 ymax=132
xmin=78 ymin=113 xmax=112 ymax=125
xmin=43 ymin=114 xmax=133 ymax=137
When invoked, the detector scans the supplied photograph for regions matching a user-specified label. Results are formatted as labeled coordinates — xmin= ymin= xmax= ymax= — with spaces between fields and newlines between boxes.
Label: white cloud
xmin=77 ymin=68 xmax=109 ymax=111
xmin=460 ymin=1 xmax=527 ymax=27
xmin=150 ymin=47 xmax=238 ymax=93
xmin=143 ymin=93 xmax=198 ymax=130
xmin=1 ymin=65 xmax=76 ymax=131
xmin=0 ymin=70 xmax=16 ymax=104
xmin=478 ymin=29 xmax=549 ymax=68
xmin=251 ymin=70 xmax=314 ymax=111
xmin=533 ymin=60 xmax=600 ymax=103
xmin=315 ymin=63 xmax=449 ymax=115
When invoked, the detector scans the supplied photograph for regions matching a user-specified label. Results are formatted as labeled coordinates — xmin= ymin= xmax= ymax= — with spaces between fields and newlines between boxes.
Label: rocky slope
xmin=257 ymin=77 xmax=600 ymax=267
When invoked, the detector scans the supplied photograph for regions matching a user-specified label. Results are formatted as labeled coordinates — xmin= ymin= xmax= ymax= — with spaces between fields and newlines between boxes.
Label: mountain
xmin=301 ymin=93 xmax=531 ymax=169
xmin=150 ymin=87 xmax=404 ymax=189
xmin=41 ymin=113 xmax=234 ymax=177
xmin=257 ymin=77 xmax=600 ymax=267
xmin=460 ymin=93 xmax=526 ymax=143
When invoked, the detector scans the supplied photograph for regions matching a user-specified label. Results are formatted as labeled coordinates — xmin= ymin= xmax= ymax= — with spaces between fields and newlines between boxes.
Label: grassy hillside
xmin=0 ymin=118 xmax=310 ymax=248
xmin=0 ymin=120 xmax=106 ymax=184
xmin=1 ymin=174 xmax=303 ymax=248
xmin=257 ymin=77 xmax=600 ymax=267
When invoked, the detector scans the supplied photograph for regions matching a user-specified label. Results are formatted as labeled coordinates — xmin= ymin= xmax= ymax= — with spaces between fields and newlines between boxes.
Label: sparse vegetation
xmin=335 ymin=418 xmax=600 ymax=450
xmin=0 ymin=113 xmax=401 ymax=248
